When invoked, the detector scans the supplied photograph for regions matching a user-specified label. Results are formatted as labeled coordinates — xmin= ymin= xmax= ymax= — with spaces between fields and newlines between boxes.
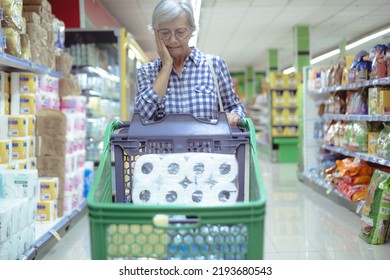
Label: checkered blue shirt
xmin=134 ymin=47 xmax=246 ymax=121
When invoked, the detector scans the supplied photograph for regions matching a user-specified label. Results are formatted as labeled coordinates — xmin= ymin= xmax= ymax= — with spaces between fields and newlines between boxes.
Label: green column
xmin=267 ymin=48 xmax=278 ymax=74
xmin=246 ymin=65 xmax=254 ymax=100
xmin=293 ymin=26 xmax=310 ymax=73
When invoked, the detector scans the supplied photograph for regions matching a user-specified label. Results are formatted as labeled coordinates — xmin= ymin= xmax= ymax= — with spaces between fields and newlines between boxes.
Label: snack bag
xmin=376 ymin=124 xmax=390 ymax=159
xmin=360 ymin=170 xmax=390 ymax=244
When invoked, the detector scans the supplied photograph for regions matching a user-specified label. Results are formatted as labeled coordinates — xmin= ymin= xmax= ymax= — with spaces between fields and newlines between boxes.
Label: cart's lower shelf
xmin=19 ymin=200 xmax=87 ymax=260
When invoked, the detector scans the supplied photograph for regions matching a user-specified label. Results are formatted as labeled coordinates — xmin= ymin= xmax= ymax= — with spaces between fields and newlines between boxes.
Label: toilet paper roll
xmin=133 ymin=154 xmax=161 ymax=183
xmin=186 ymin=153 xmax=212 ymax=184
xmin=185 ymin=183 xmax=211 ymax=205
xmin=160 ymin=154 xmax=187 ymax=183
xmin=211 ymin=183 xmax=238 ymax=204
xmin=159 ymin=183 xmax=186 ymax=204
xmin=11 ymin=72 xmax=38 ymax=94
xmin=210 ymin=154 xmax=238 ymax=182
xmin=131 ymin=184 xmax=160 ymax=204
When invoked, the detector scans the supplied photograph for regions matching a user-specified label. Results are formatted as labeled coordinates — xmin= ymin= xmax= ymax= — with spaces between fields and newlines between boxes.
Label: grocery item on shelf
xmin=370 ymin=44 xmax=387 ymax=80
xmin=360 ymin=169 xmax=390 ymax=244
xmin=324 ymin=157 xmax=374 ymax=202
xmin=376 ymin=124 xmax=390 ymax=160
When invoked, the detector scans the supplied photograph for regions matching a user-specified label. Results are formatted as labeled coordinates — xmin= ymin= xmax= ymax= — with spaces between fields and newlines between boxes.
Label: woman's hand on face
xmin=155 ymin=35 xmax=173 ymax=68
xmin=226 ymin=113 xmax=241 ymax=127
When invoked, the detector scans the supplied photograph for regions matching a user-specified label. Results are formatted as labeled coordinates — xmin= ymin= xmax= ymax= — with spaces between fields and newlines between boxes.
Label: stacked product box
xmin=60 ymin=96 xmax=87 ymax=215
xmin=0 ymin=169 xmax=39 ymax=259
xmin=35 ymin=108 xmax=66 ymax=218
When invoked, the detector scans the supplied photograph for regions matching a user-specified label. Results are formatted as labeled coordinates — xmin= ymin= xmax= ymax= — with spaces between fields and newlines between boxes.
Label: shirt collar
xmin=188 ymin=47 xmax=203 ymax=67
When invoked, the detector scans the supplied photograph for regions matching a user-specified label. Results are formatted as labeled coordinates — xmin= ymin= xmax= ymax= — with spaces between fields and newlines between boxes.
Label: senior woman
xmin=134 ymin=0 xmax=246 ymax=126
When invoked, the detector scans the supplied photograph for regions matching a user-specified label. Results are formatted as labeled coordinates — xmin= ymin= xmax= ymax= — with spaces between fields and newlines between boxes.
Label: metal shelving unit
xmin=300 ymin=65 xmax=390 ymax=214
xmin=0 ymin=50 xmax=86 ymax=260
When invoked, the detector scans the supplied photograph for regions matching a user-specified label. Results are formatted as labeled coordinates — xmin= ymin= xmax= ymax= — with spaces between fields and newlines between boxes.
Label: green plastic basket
xmin=87 ymin=116 xmax=266 ymax=260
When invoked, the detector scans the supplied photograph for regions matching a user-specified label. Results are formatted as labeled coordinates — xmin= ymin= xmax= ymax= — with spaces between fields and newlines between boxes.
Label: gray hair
xmin=149 ymin=0 xmax=197 ymax=32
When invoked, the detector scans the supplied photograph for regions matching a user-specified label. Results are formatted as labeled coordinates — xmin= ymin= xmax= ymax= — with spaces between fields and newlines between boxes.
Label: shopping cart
xmin=87 ymin=113 xmax=266 ymax=260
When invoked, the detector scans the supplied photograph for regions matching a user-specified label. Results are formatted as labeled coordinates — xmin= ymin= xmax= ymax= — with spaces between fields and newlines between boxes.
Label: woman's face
xmin=156 ymin=13 xmax=192 ymax=58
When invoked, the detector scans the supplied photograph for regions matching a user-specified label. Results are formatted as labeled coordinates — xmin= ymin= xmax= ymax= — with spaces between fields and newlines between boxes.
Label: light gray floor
xmin=42 ymin=153 xmax=390 ymax=260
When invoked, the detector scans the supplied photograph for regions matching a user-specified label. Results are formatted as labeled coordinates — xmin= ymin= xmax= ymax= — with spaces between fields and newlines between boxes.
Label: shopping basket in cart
xmin=87 ymin=113 xmax=266 ymax=260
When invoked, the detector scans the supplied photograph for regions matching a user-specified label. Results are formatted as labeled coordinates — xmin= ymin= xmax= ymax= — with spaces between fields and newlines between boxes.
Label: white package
xmin=0 ymin=169 xmax=38 ymax=199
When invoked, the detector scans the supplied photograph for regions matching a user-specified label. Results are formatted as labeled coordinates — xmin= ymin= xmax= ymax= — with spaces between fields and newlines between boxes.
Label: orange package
xmin=336 ymin=158 xmax=374 ymax=177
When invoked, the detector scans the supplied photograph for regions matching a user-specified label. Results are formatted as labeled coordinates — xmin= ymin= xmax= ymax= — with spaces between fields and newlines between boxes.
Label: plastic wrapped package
xmin=360 ymin=170 xmax=390 ymax=244
xmin=348 ymin=122 xmax=368 ymax=152
xmin=20 ymin=33 xmax=32 ymax=61
xmin=376 ymin=124 xmax=390 ymax=160
xmin=53 ymin=18 xmax=65 ymax=55
xmin=55 ymin=52 xmax=73 ymax=74
xmin=2 ymin=0 xmax=23 ymax=32
xmin=3 ymin=27 xmax=21 ymax=58
xmin=370 ymin=44 xmax=387 ymax=80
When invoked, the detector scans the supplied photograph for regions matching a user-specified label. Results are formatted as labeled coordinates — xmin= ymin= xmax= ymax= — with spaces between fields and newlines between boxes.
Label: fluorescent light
xmin=346 ymin=27 xmax=390 ymax=50
xmin=189 ymin=0 xmax=202 ymax=47
xmin=310 ymin=49 xmax=340 ymax=65
xmin=283 ymin=67 xmax=295 ymax=75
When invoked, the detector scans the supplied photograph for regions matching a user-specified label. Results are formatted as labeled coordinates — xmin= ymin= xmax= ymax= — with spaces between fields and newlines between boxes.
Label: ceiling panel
xmin=99 ymin=0 xmax=390 ymax=72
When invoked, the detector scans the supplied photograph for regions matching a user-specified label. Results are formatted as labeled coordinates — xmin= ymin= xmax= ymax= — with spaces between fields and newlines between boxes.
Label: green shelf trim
xmin=273 ymin=137 xmax=299 ymax=144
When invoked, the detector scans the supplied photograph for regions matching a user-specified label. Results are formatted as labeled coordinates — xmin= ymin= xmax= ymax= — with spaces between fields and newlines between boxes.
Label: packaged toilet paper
xmin=132 ymin=153 xmax=239 ymax=205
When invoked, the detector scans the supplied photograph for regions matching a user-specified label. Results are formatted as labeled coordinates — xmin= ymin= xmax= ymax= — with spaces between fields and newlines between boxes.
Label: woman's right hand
xmin=155 ymin=35 xmax=173 ymax=68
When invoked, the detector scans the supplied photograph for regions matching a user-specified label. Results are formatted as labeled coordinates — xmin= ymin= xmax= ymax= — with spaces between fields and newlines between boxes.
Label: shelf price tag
xmin=49 ymin=229 xmax=62 ymax=241
xmin=355 ymin=202 xmax=364 ymax=214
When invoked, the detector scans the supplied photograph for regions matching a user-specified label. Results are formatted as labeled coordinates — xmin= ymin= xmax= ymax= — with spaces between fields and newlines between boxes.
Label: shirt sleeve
xmin=214 ymin=56 xmax=246 ymax=118
xmin=134 ymin=64 xmax=165 ymax=120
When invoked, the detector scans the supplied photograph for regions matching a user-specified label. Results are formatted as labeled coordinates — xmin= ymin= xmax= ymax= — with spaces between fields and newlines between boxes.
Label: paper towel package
xmin=8 ymin=115 xmax=29 ymax=137
xmin=0 ymin=93 xmax=10 ymax=115
xmin=38 ymin=177 xmax=59 ymax=201
xmin=0 ymin=239 xmax=12 ymax=260
xmin=132 ymin=153 xmax=239 ymax=205
xmin=0 ymin=169 xmax=38 ymax=199
xmin=10 ymin=72 xmax=38 ymax=94
xmin=11 ymin=137 xmax=29 ymax=160
xmin=36 ymin=200 xmax=57 ymax=222
xmin=0 ymin=71 xmax=10 ymax=94
xmin=0 ymin=139 xmax=11 ymax=165
xmin=0 ymin=203 xmax=12 ymax=241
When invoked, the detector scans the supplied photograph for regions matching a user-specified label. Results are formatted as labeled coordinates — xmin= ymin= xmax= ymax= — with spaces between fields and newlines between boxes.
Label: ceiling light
xmin=346 ymin=27 xmax=390 ymax=50
xmin=283 ymin=26 xmax=390 ymax=73
xmin=310 ymin=49 xmax=340 ymax=65
xmin=283 ymin=67 xmax=295 ymax=75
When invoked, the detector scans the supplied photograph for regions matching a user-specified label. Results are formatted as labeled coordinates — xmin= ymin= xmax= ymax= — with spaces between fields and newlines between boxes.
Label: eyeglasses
xmin=156 ymin=28 xmax=191 ymax=41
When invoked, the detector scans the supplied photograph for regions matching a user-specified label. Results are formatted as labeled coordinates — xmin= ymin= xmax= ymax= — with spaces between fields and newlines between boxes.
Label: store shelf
xmin=18 ymin=200 xmax=87 ymax=260
xmin=323 ymin=113 xmax=390 ymax=122
xmin=322 ymin=144 xmax=390 ymax=167
xmin=299 ymin=172 xmax=364 ymax=215
xmin=82 ymin=89 xmax=120 ymax=102
xmin=73 ymin=66 xmax=120 ymax=83
xmin=0 ymin=51 xmax=63 ymax=77
xmin=307 ymin=77 xmax=390 ymax=95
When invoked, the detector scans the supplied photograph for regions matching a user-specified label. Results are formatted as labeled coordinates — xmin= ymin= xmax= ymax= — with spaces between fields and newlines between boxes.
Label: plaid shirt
xmin=134 ymin=47 xmax=246 ymax=121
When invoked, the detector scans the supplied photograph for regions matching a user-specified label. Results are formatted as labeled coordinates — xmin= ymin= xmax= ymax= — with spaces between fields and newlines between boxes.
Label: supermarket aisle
xmin=42 ymin=154 xmax=390 ymax=260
